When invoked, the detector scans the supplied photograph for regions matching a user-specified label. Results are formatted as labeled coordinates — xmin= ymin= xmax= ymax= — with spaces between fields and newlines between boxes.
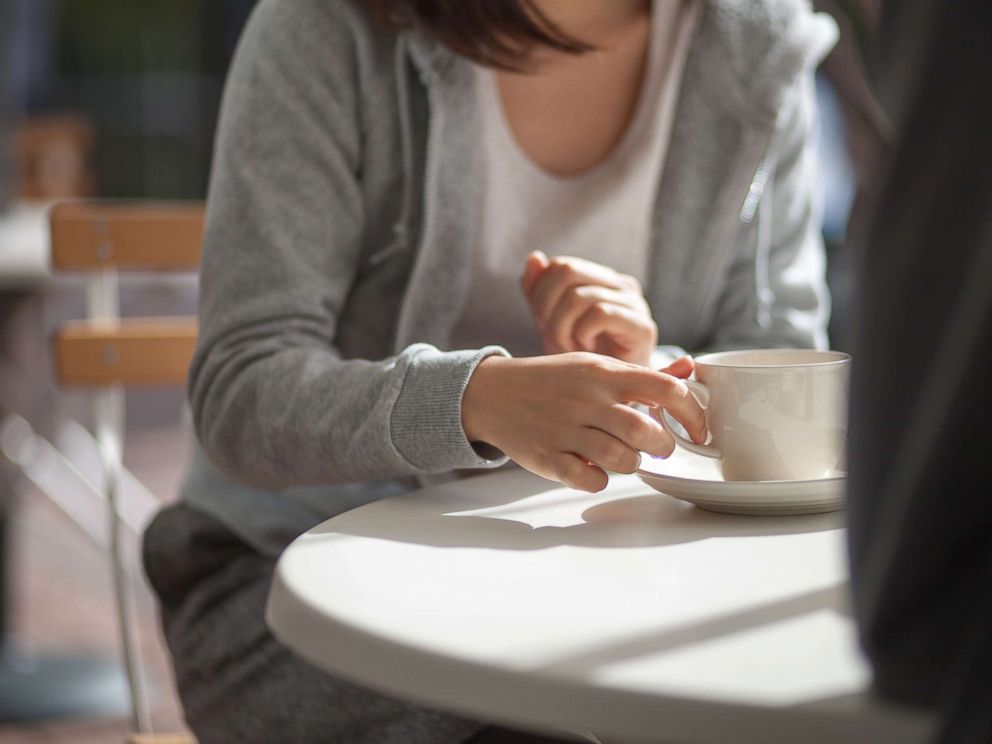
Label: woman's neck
xmin=495 ymin=0 xmax=654 ymax=176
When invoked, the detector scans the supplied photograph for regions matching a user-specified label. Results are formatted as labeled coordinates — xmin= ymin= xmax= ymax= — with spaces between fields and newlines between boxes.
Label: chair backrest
xmin=50 ymin=201 xmax=204 ymax=387
xmin=48 ymin=200 xmax=204 ymax=737
xmin=15 ymin=113 xmax=97 ymax=201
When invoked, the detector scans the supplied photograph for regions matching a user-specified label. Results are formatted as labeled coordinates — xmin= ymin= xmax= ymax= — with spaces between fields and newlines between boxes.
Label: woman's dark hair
xmin=366 ymin=0 xmax=594 ymax=71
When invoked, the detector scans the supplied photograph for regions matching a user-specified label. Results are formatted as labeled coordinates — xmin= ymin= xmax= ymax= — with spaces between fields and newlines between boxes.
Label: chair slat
xmin=50 ymin=202 xmax=204 ymax=271
xmin=127 ymin=735 xmax=197 ymax=744
xmin=55 ymin=317 xmax=198 ymax=386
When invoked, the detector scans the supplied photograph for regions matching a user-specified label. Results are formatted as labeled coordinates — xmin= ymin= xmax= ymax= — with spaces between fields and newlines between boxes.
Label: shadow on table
xmin=314 ymin=469 xmax=841 ymax=552
xmin=537 ymin=583 xmax=848 ymax=676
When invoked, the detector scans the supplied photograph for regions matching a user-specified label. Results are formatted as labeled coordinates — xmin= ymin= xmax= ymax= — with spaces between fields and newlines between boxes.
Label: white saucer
xmin=637 ymin=448 xmax=845 ymax=516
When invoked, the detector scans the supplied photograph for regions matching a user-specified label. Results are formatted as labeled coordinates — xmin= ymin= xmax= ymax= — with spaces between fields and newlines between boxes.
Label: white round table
xmin=0 ymin=203 xmax=51 ymax=287
xmin=266 ymin=459 xmax=933 ymax=743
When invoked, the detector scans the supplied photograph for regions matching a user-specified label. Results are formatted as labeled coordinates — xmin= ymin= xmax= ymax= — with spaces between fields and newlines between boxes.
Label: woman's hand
xmin=520 ymin=251 xmax=658 ymax=367
xmin=462 ymin=352 xmax=704 ymax=492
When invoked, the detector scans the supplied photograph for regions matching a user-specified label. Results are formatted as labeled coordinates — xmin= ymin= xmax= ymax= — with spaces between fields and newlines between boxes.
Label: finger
xmin=527 ymin=257 xmax=627 ymax=324
xmin=520 ymin=250 xmax=550 ymax=295
xmin=617 ymin=272 xmax=643 ymax=292
xmin=569 ymin=427 xmax=641 ymax=474
xmin=594 ymin=403 xmax=677 ymax=458
xmin=553 ymin=453 xmax=609 ymax=493
xmin=610 ymin=368 xmax=707 ymax=444
xmin=659 ymin=355 xmax=694 ymax=379
xmin=547 ymin=286 xmax=633 ymax=353
xmin=572 ymin=301 xmax=656 ymax=352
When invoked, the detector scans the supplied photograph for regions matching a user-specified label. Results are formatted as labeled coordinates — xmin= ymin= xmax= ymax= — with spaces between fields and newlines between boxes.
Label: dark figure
xmin=847 ymin=2 xmax=992 ymax=742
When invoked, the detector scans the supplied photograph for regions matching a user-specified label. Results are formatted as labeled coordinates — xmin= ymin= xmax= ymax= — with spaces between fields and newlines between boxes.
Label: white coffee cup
xmin=655 ymin=349 xmax=850 ymax=482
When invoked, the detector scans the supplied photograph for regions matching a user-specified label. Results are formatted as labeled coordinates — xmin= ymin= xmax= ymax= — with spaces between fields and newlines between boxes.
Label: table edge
xmin=266 ymin=523 xmax=934 ymax=744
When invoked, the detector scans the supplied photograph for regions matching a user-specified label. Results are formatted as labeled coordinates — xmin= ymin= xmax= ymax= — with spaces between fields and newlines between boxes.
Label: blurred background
xmin=0 ymin=1 xmax=875 ymax=742
xmin=7 ymin=0 xmax=255 ymax=200
xmin=0 ymin=2 xmax=253 ymax=742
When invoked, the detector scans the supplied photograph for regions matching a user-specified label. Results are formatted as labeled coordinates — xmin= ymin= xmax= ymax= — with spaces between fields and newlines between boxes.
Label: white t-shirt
xmin=450 ymin=1 xmax=700 ymax=357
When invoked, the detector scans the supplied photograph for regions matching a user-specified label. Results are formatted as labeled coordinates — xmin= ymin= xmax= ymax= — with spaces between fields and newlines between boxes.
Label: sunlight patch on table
xmin=590 ymin=610 xmax=869 ymax=707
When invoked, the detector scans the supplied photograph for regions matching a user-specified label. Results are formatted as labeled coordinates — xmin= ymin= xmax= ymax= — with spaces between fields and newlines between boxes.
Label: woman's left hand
xmin=520 ymin=250 xmax=658 ymax=367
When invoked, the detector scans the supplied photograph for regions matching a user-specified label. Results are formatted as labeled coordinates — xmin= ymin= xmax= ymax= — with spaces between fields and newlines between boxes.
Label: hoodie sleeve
xmin=188 ymin=0 xmax=508 ymax=491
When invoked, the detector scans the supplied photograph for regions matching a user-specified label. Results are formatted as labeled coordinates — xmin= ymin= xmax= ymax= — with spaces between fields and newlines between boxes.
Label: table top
xmin=267 ymin=456 xmax=934 ymax=744
xmin=0 ymin=202 xmax=51 ymax=288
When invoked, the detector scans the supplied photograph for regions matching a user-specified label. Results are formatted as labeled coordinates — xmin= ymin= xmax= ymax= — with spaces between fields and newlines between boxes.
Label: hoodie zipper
xmin=392 ymin=60 xmax=439 ymax=353
xmin=716 ymin=127 xmax=776 ymax=268
xmin=740 ymin=155 xmax=773 ymax=225
xmin=687 ymin=113 xmax=779 ymax=343
xmin=370 ymin=42 xmax=421 ymax=269
xmin=726 ymin=97 xmax=793 ymax=331
xmin=739 ymin=81 xmax=796 ymax=227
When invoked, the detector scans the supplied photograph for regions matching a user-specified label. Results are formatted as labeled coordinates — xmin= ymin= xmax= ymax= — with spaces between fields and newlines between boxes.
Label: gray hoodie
xmin=182 ymin=0 xmax=838 ymax=555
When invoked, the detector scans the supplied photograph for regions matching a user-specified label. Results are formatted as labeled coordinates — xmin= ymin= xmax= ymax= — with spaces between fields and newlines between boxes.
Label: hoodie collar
xmin=404 ymin=0 xmax=837 ymax=120
xmin=393 ymin=0 xmax=838 ymax=352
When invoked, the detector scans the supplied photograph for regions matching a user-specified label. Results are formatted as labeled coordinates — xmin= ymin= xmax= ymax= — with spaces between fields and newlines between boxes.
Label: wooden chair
xmin=15 ymin=114 xmax=97 ymax=201
xmin=49 ymin=201 xmax=202 ymax=743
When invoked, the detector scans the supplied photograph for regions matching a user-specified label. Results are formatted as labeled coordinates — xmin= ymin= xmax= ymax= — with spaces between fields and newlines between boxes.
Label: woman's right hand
xmin=461 ymin=353 xmax=707 ymax=492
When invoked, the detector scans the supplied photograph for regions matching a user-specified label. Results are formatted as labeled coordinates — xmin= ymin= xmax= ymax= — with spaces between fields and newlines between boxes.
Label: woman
xmin=144 ymin=1 xmax=837 ymax=742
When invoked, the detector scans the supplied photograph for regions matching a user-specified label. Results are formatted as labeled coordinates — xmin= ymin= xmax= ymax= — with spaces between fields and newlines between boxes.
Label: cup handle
xmin=655 ymin=380 xmax=721 ymax=459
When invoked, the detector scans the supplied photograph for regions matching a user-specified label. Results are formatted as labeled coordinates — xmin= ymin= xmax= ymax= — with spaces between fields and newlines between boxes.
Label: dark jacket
xmin=846 ymin=2 xmax=992 ymax=741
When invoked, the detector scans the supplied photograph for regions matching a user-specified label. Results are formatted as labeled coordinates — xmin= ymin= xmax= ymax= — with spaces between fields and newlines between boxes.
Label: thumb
xmin=521 ymin=250 xmax=550 ymax=295
xmin=659 ymin=354 xmax=694 ymax=379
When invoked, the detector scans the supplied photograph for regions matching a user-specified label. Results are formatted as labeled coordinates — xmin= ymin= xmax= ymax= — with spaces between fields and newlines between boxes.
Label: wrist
xmin=462 ymin=354 xmax=512 ymax=444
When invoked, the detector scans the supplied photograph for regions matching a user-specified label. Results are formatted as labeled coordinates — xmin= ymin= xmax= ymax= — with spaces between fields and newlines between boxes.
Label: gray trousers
xmin=143 ymin=503 xmax=572 ymax=744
